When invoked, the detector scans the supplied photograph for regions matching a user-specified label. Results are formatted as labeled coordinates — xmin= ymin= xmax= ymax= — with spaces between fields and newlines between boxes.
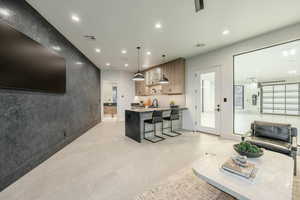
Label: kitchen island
xmin=125 ymin=107 xmax=187 ymax=143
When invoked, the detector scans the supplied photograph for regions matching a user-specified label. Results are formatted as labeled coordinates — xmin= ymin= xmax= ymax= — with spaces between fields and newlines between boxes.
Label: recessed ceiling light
xmin=124 ymin=64 xmax=129 ymax=67
xmin=121 ymin=49 xmax=127 ymax=54
xmin=76 ymin=62 xmax=83 ymax=65
xmin=106 ymin=62 xmax=111 ymax=66
xmin=282 ymin=50 xmax=289 ymax=57
xmin=283 ymin=49 xmax=296 ymax=57
xmin=0 ymin=8 xmax=10 ymax=16
xmin=146 ymin=51 xmax=151 ymax=55
xmin=95 ymin=48 xmax=101 ymax=53
xmin=52 ymin=46 xmax=61 ymax=51
xmin=222 ymin=29 xmax=230 ymax=35
xmin=155 ymin=22 xmax=162 ymax=29
xmin=290 ymin=49 xmax=296 ymax=55
xmin=288 ymin=70 xmax=297 ymax=74
xmin=71 ymin=14 xmax=80 ymax=22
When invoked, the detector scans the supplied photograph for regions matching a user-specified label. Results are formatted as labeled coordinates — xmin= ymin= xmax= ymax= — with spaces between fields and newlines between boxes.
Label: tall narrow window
xmin=234 ymin=85 xmax=244 ymax=109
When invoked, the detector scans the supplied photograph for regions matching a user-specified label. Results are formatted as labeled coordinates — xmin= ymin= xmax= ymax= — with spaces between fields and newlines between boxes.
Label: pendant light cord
xmin=162 ymin=54 xmax=166 ymax=76
xmin=137 ymin=46 xmax=141 ymax=73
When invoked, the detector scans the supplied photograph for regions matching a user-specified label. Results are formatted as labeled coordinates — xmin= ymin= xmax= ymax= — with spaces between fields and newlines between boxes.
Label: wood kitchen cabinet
xmin=161 ymin=62 xmax=172 ymax=94
xmin=161 ymin=58 xmax=185 ymax=95
xmin=134 ymin=58 xmax=185 ymax=96
xmin=103 ymin=103 xmax=117 ymax=117
xmin=145 ymin=67 xmax=161 ymax=86
xmin=135 ymin=75 xmax=149 ymax=96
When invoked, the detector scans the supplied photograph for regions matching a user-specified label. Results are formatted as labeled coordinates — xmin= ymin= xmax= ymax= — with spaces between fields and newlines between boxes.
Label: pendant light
xmin=159 ymin=54 xmax=169 ymax=84
xmin=132 ymin=46 xmax=145 ymax=81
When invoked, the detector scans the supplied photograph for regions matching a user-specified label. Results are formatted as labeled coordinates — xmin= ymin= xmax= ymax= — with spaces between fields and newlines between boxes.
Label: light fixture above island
xmin=133 ymin=46 xmax=145 ymax=81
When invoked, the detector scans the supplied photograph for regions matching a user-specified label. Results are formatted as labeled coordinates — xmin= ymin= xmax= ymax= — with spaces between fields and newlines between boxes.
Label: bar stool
xmin=163 ymin=108 xmax=182 ymax=137
xmin=143 ymin=110 xmax=165 ymax=143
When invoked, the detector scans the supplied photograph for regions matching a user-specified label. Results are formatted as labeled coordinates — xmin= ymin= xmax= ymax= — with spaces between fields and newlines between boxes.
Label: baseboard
xmin=0 ymin=119 xmax=101 ymax=192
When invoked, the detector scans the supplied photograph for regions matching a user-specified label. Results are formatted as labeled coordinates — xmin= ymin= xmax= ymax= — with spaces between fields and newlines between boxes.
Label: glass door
xmin=194 ymin=67 xmax=221 ymax=135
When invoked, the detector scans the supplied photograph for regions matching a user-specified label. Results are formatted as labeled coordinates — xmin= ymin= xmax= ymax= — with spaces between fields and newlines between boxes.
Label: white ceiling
xmin=25 ymin=0 xmax=300 ymax=71
xmin=235 ymin=40 xmax=300 ymax=82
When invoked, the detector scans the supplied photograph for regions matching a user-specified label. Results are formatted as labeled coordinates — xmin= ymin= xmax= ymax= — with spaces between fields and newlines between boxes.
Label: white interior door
xmin=194 ymin=67 xmax=221 ymax=135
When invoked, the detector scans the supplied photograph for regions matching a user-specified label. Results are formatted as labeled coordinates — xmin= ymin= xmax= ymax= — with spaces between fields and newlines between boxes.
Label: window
xmin=233 ymin=39 xmax=300 ymax=145
xmin=261 ymin=83 xmax=300 ymax=115
xmin=234 ymin=85 xmax=244 ymax=109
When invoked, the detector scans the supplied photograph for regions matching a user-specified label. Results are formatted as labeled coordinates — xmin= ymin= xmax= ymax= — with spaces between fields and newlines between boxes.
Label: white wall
xmin=183 ymin=23 xmax=300 ymax=139
xmin=101 ymin=70 xmax=135 ymax=121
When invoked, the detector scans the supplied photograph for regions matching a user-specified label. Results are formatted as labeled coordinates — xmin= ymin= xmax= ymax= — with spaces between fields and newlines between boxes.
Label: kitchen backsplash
xmin=135 ymin=95 xmax=186 ymax=107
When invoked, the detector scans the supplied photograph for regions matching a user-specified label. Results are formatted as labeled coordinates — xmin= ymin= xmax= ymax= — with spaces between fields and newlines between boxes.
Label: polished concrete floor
xmin=0 ymin=121 xmax=297 ymax=200
xmin=0 ymin=121 xmax=236 ymax=200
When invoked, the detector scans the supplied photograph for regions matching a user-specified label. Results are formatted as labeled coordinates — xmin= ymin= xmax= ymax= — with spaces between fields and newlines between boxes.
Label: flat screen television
xmin=0 ymin=21 xmax=66 ymax=93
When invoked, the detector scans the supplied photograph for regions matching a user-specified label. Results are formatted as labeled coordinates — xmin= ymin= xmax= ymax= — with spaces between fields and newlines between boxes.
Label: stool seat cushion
xmin=144 ymin=119 xmax=154 ymax=124
xmin=164 ymin=115 xmax=180 ymax=121
xmin=144 ymin=118 xmax=163 ymax=124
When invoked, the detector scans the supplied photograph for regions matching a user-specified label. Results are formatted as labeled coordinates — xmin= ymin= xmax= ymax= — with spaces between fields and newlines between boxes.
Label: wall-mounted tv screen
xmin=0 ymin=21 xmax=66 ymax=93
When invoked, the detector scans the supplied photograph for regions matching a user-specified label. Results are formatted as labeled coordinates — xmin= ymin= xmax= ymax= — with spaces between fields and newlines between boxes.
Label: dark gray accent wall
xmin=0 ymin=0 xmax=101 ymax=191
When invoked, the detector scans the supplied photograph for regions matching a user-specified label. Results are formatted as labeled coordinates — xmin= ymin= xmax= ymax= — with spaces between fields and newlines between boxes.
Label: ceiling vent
xmin=196 ymin=43 xmax=206 ymax=48
xmin=195 ymin=0 xmax=204 ymax=12
xmin=83 ymin=35 xmax=96 ymax=40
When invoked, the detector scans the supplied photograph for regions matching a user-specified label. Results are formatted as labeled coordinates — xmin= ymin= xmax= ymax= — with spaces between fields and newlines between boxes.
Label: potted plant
xmin=170 ymin=100 xmax=176 ymax=108
xmin=234 ymin=141 xmax=264 ymax=158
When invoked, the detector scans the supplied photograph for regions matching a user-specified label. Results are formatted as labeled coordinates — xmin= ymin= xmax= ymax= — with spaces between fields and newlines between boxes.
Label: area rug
xmin=135 ymin=158 xmax=300 ymax=200
xmin=134 ymin=168 xmax=235 ymax=200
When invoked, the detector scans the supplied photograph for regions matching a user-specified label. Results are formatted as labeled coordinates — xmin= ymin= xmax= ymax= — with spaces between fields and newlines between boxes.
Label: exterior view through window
xmin=234 ymin=40 xmax=300 ymax=145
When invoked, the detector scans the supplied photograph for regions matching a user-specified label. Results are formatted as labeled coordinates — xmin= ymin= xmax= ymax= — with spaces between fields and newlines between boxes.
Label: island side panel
xmin=125 ymin=110 xmax=141 ymax=143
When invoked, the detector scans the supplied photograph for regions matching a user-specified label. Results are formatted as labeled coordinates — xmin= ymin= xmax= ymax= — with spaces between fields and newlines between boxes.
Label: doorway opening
xmin=103 ymin=81 xmax=118 ymax=120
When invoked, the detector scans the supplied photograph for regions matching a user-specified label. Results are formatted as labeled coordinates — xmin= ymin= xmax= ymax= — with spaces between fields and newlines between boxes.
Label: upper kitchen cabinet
xmin=162 ymin=58 xmax=185 ymax=95
xmin=161 ymin=62 xmax=172 ymax=94
xmin=134 ymin=58 xmax=185 ymax=96
xmin=145 ymin=67 xmax=161 ymax=86
xmin=135 ymin=74 xmax=149 ymax=96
